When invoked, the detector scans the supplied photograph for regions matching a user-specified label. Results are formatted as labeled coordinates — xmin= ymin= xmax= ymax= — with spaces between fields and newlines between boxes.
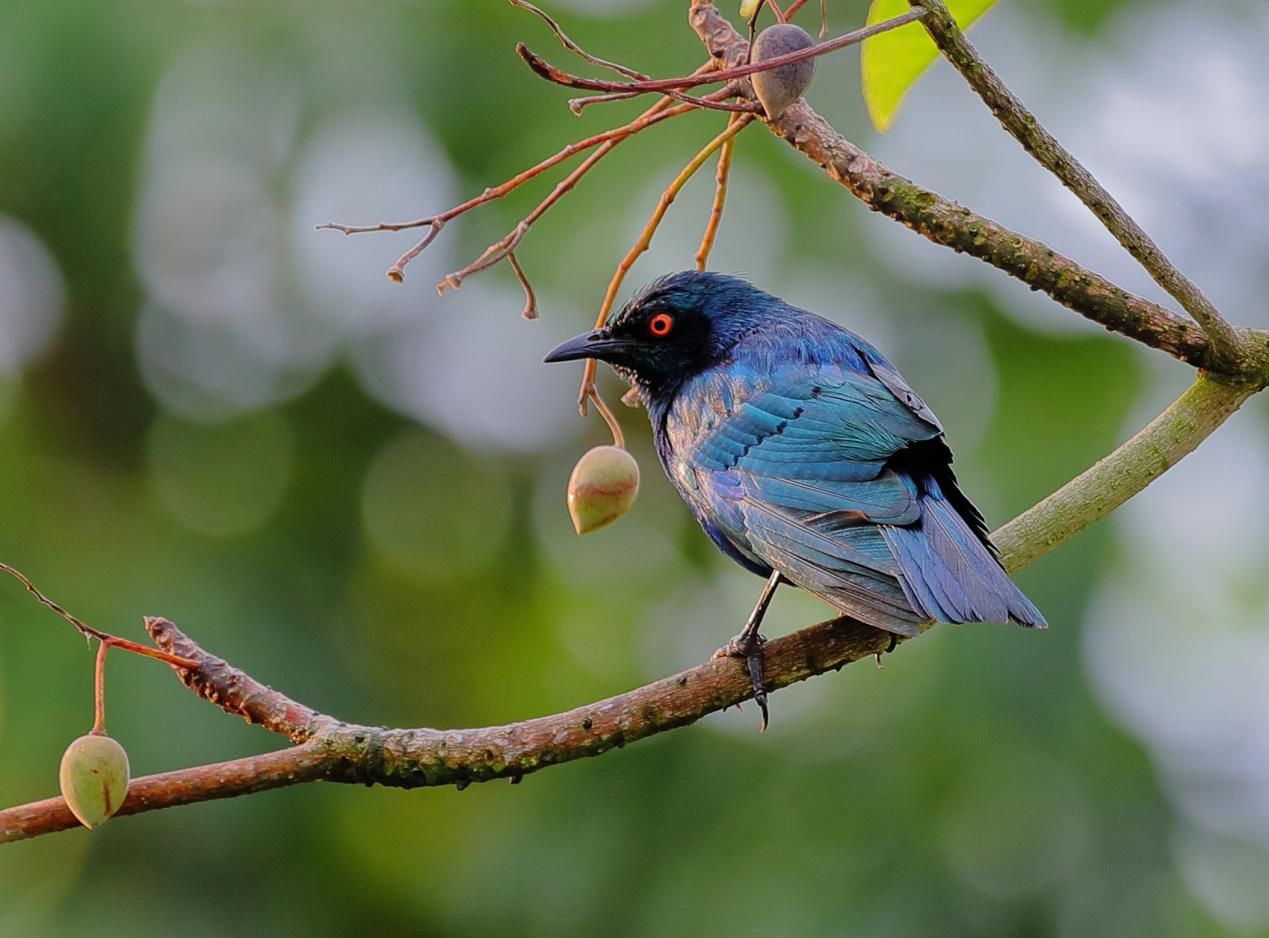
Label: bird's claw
xmin=711 ymin=632 xmax=766 ymax=660
xmin=713 ymin=632 xmax=769 ymax=732
xmin=873 ymin=632 xmax=899 ymax=668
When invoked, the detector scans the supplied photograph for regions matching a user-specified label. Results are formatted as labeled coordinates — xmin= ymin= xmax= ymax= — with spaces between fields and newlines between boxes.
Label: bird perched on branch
xmin=545 ymin=271 xmax=1045 ymax=728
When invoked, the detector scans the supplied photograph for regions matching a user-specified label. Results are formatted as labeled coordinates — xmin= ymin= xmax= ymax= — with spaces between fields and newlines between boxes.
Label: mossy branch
xmin=908 ymin=0 xmax=1251 ymax=374
xmin=687 ymin=2 xmax=1269 ymax=376
xmin=993 ymin=374 xmax=1256 ymax=571
xmin=2 ymin=0 xmax=1266 ymax=846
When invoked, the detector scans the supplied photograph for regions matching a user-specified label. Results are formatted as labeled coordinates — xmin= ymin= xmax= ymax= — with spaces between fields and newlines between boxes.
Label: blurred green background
xmin=3 ymin=0 xmax=1269 ymax=934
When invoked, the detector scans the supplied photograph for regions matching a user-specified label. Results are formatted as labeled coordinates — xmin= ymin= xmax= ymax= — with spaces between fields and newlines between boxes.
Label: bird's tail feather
xmin=882 ymin=480 xmax=1046 ymax=628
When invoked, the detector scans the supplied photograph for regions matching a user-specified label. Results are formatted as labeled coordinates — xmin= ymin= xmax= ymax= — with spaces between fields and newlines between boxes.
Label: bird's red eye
xmin=649 ymin=313 xmax=674 ymax=336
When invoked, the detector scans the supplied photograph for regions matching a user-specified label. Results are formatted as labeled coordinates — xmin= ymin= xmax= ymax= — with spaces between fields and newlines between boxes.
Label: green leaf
xmin=860 ymin=0 xmax=999 ymax=132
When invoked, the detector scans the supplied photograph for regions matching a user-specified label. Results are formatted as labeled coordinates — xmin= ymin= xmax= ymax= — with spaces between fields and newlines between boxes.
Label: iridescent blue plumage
xmin=546 ymin=271 xmax=1045 ymax=637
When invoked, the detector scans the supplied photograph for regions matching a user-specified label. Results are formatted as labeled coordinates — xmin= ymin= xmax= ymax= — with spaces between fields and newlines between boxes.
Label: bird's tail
xmin=882 ymin=478 xmax=1046 ymax=628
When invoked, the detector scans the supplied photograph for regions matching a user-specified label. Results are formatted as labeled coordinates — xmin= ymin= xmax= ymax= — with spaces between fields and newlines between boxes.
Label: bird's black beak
xmin=543 ymin=328 xmax=633 ymax=364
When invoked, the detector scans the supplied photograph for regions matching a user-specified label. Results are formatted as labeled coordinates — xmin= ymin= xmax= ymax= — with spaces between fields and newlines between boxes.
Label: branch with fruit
xmin=3 ymin=0 xmax=1266 ymax=843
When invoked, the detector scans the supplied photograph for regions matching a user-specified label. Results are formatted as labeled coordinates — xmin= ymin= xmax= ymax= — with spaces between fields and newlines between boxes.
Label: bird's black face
xmin=543 ymin=285 xmax=715 ymax=393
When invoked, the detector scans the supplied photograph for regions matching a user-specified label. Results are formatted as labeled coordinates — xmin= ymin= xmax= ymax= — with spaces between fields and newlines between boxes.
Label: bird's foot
xmin=873 ymin=633 xmax=898 ymax=669
xmin=713 ymin=631 xmax=770 ymax=732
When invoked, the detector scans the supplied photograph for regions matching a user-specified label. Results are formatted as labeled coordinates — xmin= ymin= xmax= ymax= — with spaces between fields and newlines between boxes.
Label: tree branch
xmin=511 ymin=0 xmax=758 ymax=114
xmin=907 ymin=0 xmax=1251 ymax=373
xmin=516 ymin=8 xmax=927 ymax=100
xmin=992 ymin=373 xmax=1255 ymax=572
xmin=686 ymin=1 xmax=1269 ymax=377
xmin=5 ymin=0 xmax=1267 ymax=847
xmin=576 ymin=113 xmax=756 ymax=412
xmin=0 ymin=613 xmax=896 ymax=844
xmin=4 ymin=362 xmax=1255 ymax=844
xmin=695 ymin=120 xmax=738 ymax=270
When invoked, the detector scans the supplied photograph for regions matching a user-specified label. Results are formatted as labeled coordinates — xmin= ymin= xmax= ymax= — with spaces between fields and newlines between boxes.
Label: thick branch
xmin=909 ymin=0 xmax=1250 ymax=373
xmin=0 ymin=746 xmax=332 ymax=844
xmin=992 ymin=374 xmax=1254 ymax=572
xmin=687 ymin=2 xmax=1269 ymax=377
xmin=0 ymin=614 xmax=896 ymax=844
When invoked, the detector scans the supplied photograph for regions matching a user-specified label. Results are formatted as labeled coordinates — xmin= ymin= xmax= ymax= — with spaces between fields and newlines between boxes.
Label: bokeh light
xmin=1 ymin=0 xmax=1267 ymax=934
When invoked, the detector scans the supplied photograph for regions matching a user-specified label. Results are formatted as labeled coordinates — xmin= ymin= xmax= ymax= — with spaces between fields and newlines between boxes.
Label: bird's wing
xmin=681 ymin=363 xmax=943 ymax=635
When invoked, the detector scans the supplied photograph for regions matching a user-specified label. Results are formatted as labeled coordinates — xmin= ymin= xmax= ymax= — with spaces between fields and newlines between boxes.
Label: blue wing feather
xmin=659 ymin=323 xmax=1046 ymax=633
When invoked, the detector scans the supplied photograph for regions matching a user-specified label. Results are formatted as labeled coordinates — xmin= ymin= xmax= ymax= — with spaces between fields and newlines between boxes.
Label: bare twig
xmin=517 ymin=47 xmax=759 ymax=114
xmin=0 ymin=562 xmax=199 ymax=671
xmin=436 ymin=132 xmax=633 ymax=294
xmin=577 ymin=114 xmax=756 ymax=411
xmin=511 ymin=0 xmax=754 ymax=115
xmin=694 ymin=116 xmax=739 ymax=270
xmin=516 ymin=7 xmax=927 ymax=100
xmin=909 ymin=0 xmax=1250 ymax=372
xmin=387 ymin=221 xmax=444 ymax=283
xmin=317 ymin=92 xmax=702 ymax=282
xmin=567 ymin=91 xmax=640 ymax=113
xmin=567 ymin=60 xmax=717 ymax=116
xmin=441 ymin=83 xmax=746 ymax=297
xmin=507 ymin=252 xmax=539 ymax=319
xmin=511 ymin=0 xmax=645 ymax=80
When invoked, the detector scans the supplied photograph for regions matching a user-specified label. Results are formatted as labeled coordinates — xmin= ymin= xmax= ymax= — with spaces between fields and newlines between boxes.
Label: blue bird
xmin=545 ymin=271 xmax=1045 ymax=726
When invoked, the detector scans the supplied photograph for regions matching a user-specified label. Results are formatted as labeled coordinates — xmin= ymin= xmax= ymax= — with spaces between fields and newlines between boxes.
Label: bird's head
xmin=543 ymin=271 xmax=769 ymax=394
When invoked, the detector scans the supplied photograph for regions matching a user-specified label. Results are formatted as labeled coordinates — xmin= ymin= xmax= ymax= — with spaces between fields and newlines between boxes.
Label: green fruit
xmin=567 ymin=445 xmax=639 ymax=534
xmin=59 ymin=733 xmax=130 ymax=829
xmin=751 ymin=23 xmax=816 ymax=119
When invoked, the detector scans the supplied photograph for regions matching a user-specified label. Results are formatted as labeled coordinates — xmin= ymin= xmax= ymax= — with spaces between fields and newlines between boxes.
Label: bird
xmin=544 ymin=271 xmax=1045 ymax=727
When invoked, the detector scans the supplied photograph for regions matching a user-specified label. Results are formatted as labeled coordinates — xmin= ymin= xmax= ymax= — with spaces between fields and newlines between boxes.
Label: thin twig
xmin=435 ymin=99 xmax=692 ymax=291
xmin=785 ymin=0 xmax=808 ymax=15
xmin=316 ymin=91 xmax=703 ymax=281
xmin=578 ymin=114 xmax=755 ymax=411
xmin=440 ymin=82 xmax=745 ymax=297
xmin=513 ymin=0 xmax=756 ymax=114
xmin=694 ymin=116 xmax=739 ymax=270
xmin=517 ymin=47 xmax=759 ymax=114
xmin=568 ymin=61 xmax=718 ymax=115
xmin=510 ymin=0 xmax=645 ymax=80
xmin=516 ymin=8 xmax=927 ymax=100
xmin=0 ymin=562 xmax=201 ymax=671
xmin=387 ymin=220 xmax=444 ymax=283
xmin=0 ymin=560 xmax=103 ymax=641
xmin=567 ymin=90 xmax=640 ymax=113
xmin=910 ymin=0 xmax=1249 ymax=371
xmin=507 ymin=252 xmax=538 ymax=320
